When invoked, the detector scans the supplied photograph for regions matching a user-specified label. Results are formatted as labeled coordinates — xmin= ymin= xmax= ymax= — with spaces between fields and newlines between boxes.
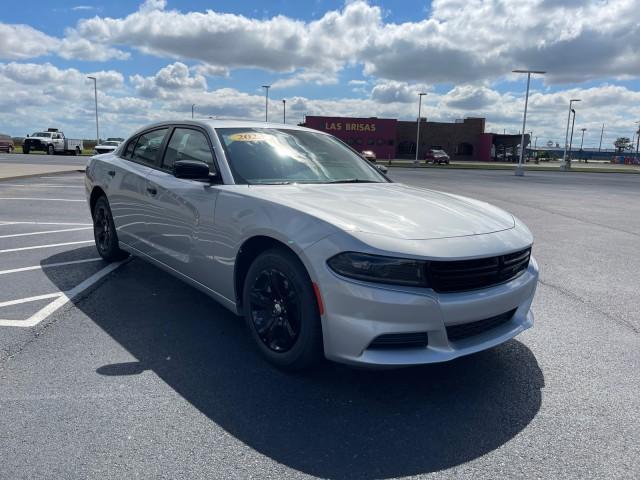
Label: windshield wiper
xmin=325 ymin=179 xmax=379 ymax=184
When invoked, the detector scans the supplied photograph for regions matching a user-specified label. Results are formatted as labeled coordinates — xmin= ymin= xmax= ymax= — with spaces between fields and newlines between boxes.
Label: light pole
xmin=635 ymin=122 xmax=640 ymax=159
xmin=262 ymin=85 xmax=270 ymax=122
xmin=598 ymin=123 xmax=604 ymax=152
xmin=87 ymin=76 xmax=99 ymax=145
xmin=191 ymin=104 xmax=195 ymax=119
xmin=512 ymin=69 xmax=546 ymax=176
xmin=415 ymin=93 xmax=427 ymax=166
xmin=562 ymin=98 xmax=581 ymax=170
xmin=579 ymin=128 xmax=587 ymax=162
xmin=282 ymin=99 xmax=286 ymax=124
xmin=568 ymin=109 xmax=576 ymax=162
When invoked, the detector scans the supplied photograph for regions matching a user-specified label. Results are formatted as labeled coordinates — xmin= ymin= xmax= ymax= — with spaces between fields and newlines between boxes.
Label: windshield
xmin=33 ymin=132 xmax=51 ymax=137
xmin=217 ymin=128 xmax=387 ymax=185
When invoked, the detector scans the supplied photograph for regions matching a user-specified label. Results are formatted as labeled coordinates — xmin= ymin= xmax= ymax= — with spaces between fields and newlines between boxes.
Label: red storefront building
xmin=303 ymin=115 xmax=528 ymax=162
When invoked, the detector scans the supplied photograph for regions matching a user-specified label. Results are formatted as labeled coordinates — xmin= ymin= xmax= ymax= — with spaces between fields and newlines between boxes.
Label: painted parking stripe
xmin=0 ymin=222 xmax=91 ymax=227
xmin=0 ymin=240 xmax=93 ymax=254
xmin=0 ymin=184 xmax=83 ymax=188
xmin=0 ymin=257 xmax=102 ymax=276
xmin=0 ymin=227 xmax=92 ymax=239
xmin=0 ymin=293 xmax=63 ymax=308
xmin=0 ymin=197 xmax=85 ymax=202
xmin=0 ymin=260 xmax=126 ymax=328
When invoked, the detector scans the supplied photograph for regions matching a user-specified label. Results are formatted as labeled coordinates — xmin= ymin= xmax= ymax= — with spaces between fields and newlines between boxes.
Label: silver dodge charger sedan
xmin=85 ymin=120 xmax=538 ymax=370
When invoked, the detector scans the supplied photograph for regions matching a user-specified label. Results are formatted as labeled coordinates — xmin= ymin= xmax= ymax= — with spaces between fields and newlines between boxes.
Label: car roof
xmin=127 ymin=119 xmax=322 ymax=138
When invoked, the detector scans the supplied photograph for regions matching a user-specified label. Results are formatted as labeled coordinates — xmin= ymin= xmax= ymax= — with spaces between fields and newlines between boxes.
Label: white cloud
xmin=130 ymin=62 xmax=207 ymax=98
xmin=0 ymin=24 xmax=59 ymax=60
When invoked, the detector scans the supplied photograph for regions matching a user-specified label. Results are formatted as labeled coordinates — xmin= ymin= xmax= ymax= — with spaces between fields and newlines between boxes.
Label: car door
xmin=144 ymin=126 xmax=220 ymax=284
xmin=108 ymin=127 xmax=169 ymax=255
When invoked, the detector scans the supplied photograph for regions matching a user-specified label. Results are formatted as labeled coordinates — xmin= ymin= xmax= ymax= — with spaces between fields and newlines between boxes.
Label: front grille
xmin=446 ymin=309 xmax=517 ymax=341
xmin=368 ymin=332 xmax=429 ymax=350
xmin=428 ymin=248 xmax=530 ymax=293
xmin=24 ymin=139 xmax=41 ymax=148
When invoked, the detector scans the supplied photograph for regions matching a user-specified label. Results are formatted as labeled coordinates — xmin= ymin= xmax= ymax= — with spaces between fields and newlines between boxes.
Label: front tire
xmin=242 ymin=248 xmax=323 ymax=370
xmin=47 ymin=145 xmax=54 ymax=155
xmin=23 ymin=147 xmax=29 ymax=154
xmin=92 ymin=196 xmax=128 ymax=262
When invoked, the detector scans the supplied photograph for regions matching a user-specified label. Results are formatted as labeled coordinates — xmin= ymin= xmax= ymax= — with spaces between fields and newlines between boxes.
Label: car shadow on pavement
xmin=43 ymin=251 xmax=544 ymax=479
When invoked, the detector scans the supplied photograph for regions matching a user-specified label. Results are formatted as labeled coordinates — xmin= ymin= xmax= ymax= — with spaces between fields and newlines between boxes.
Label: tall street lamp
xmin=562 ymin=98 xmax=581 ymax=170
xmin=262 ymin=85 xmax=270 ymax=122
xmin=635 ymin=121 xmax=640 ymax=159
xmin=512 ymin=69 xmax=546 ymax=176
xmin=191 ymin=104 xmax=196 ymax=119
xmin=415 ymin=93 xmax=427 ymax=166
xmin=282 ymin=99 xmax=286 ymax=124
xmin=568 ymin=108 xmax=576 ymax=162
xmin=87 ymin=76 xmax=99 ymax=145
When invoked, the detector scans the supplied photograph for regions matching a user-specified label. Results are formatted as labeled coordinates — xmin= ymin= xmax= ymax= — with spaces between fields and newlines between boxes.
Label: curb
xmin=384 ymin=164 xmax=640 ymax=174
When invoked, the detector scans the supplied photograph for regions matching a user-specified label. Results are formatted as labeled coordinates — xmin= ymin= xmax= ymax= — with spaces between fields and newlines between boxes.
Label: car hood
xmin=247 ymin=183 xmax=515 ymax=240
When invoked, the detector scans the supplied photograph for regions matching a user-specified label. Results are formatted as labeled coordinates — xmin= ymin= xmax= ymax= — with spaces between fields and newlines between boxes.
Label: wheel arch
xmin=89 ymin=186 xmax=107 ymax=214
xmin=234 ymin=235 xmax=308 ymax=309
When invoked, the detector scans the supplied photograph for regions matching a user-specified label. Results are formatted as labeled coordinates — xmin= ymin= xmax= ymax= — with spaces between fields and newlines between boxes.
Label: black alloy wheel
xmin=92 ymin=196 xmax=128 ymax=262
xmin=243 ymin=248 xmax=323 ymax=370
xmin=249 ymin=268 xmax=301 ymax=353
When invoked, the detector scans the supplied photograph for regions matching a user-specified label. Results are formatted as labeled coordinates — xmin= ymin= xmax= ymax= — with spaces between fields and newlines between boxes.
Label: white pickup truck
xmin=23 ymin=128 xmax=84 ymax=155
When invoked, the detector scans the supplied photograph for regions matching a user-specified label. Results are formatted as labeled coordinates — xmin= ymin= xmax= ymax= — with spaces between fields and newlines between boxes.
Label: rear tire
xmin=242 ymin=248 xmax=323 ymax=370
xmin=92 ymin=196 xmax=129 ymax=262
xmin=75 ymin=146 xmax=80 ymax=156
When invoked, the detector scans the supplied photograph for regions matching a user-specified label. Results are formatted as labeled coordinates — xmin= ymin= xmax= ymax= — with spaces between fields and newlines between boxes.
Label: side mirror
xmin=375 ymin=164 xmax=388 ymax=174
xmin=173 ymin=160 xmax=213 ymax=181
xmin=26 ymin=134 xmax=29 ymax=137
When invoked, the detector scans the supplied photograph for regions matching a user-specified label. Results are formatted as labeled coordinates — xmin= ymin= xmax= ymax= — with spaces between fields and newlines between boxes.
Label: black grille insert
xmin=428 ymin=248 xmax=530 ymax=293
xmin=446 ymin=309 xmax=517 ymax=341
xmin=368 ymin=332 xmax=429 ymax=350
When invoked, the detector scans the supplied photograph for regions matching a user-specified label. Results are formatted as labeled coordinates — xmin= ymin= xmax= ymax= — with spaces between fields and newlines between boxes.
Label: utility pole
xmin=579 ymin=128 xmax=587 ymax=162
xmin=512 ymin=69 xmax=545 ymax=176
xmin=636 ymin=121 xmax=640 ymax=158
xmin=262 ymin=85 xmax=270 ymax=122
xmin=415 ymin=93 xmax=427 ymax=166
xmin=191 ymin=104 xmax=195 ymax=119
xmin=282 ymin=99 xmax=286 ymax=124
xmin=87 ymin=76 xmax=99 ymax=145
xmin=598 ymin=123 xmax=604 ymax=152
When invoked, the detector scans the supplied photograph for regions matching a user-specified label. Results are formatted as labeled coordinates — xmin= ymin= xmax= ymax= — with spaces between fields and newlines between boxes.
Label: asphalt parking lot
xmin=0 ymin=152 xmax=88 ymax=167
xmin=0 ymin=168 xmax=638 ymax=479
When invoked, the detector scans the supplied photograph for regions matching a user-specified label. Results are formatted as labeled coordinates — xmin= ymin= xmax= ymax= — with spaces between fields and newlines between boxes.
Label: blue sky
xmin=0 ymin=0 xmax=639 ymax=147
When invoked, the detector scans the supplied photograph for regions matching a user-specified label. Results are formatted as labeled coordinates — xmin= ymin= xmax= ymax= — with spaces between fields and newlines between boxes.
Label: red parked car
xmin=424 ymin=148 xmax=450 ymax=165
xmin=0 ymin=134 xmax=15 ymax=153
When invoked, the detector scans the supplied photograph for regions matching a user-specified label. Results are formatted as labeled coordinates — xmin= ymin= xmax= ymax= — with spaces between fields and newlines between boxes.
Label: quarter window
xmin=163 ymin=128 xmax=215 ymax=171
xmin=132 ymin=129 xmax=168 ymax=167
xmin=122 ymin=137 xmax=137 ymax=159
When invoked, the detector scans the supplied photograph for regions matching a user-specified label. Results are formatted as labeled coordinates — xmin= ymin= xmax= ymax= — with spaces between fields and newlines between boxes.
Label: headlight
xmin=327 ymin=252 xmax=428 ymax=287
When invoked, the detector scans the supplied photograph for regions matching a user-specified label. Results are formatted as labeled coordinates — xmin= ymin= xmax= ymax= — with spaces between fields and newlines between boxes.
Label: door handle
xmin=107 ymin=170 xmax=116 ymax=177
xmin=146 ymin=186 xmax=157 ymax=195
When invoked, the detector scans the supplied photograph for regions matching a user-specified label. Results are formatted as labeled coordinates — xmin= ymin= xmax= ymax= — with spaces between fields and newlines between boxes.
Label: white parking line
xmin=0 ymin=222 xmax=91 ymax=227
xmin=0 ymin=184 xmax=83 ymax=188
xmin=0 ymin=240 xmax=93 ymax=254
xmin=0 ymin=257 xmax=102 ymax=276
xmin=0 ymin=293 xmax=63 ymax=308
xmin=0 ymin=260 xmax=126 ymax=327
xmin=0 ymin=227 xmax=92 ymax=239
xmin=0 ymin=197 xmax=84 ymax=202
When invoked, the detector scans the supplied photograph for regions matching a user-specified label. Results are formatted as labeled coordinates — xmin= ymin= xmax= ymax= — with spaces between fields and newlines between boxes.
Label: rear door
xmin=108 ymin=128 xmax=169 ymax=255
xmin=144 ymin=126 xmax=220 ymax=283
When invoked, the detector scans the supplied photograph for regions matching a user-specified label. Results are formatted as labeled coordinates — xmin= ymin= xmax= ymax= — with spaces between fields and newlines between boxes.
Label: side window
xmin=132 ymin=129 xmax=168 ymax=167
xmin=123 ymin=137 xmax=137 ymax=159
xmin=162 ymin=128 xmax=216 ymax=172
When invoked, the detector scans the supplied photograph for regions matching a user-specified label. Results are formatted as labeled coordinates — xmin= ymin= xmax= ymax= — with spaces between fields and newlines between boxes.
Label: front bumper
xmin=306 ymin=244 xmax=538 ymax=367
